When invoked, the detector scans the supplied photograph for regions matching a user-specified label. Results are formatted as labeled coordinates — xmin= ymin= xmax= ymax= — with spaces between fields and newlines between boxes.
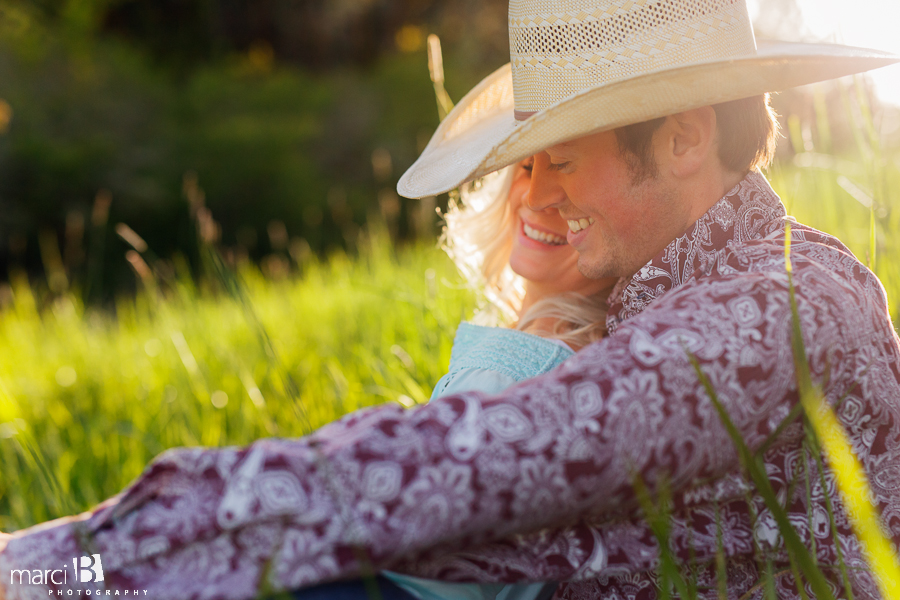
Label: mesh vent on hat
xmin=509 ymin=0 xmax=756 ymax=114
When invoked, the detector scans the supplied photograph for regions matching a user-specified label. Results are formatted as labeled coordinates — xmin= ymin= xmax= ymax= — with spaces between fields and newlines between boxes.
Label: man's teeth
xmin=523 ymin=223 xmax=566 ymax=245
xmin=567 ymin=217 xmax=595 ymax=233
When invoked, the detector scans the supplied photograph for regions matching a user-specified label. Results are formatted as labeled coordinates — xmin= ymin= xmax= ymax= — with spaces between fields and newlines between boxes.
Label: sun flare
xmin=748 ymin=0 xmax=900 ymax=106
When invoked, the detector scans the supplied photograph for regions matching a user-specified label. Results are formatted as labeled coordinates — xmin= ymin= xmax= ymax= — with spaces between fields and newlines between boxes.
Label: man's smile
xmin=566 ymin=218 xmax=595 ymax=233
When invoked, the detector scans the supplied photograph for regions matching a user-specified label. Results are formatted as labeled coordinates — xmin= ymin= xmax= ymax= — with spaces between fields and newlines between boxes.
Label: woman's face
xmin=507 ymin=157 xmax=615 ymax=296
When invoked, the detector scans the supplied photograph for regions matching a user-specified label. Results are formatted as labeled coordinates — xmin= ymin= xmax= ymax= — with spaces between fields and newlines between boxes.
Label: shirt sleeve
xmin=2 ymin=255 xmax=896 ymax=599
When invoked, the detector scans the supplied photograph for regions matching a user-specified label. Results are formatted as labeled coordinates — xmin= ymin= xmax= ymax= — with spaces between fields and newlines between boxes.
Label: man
xmin=2 ymin=0 xmax=900 ymax=598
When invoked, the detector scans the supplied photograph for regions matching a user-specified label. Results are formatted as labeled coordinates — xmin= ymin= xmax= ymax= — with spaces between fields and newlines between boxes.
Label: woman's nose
xmin=525 ymin=153 xmax=566 ymax=211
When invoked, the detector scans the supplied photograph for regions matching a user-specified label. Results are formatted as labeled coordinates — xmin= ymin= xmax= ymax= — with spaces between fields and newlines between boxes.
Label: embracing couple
xmin=3 ymin=0 xmax=900 ymax=599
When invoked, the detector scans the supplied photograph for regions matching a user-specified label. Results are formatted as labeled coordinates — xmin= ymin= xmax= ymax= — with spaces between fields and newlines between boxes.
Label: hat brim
xmin=398 ymin=41 xmax=899 ymax=199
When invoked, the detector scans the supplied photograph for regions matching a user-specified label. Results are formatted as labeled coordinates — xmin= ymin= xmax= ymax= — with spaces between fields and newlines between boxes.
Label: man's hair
xmin=615 ymin=94 xmax=780 ymax=182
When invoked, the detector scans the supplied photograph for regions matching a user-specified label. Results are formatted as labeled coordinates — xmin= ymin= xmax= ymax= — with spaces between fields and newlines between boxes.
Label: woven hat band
xmin=509 ymin=0 xmax=757 ymax=116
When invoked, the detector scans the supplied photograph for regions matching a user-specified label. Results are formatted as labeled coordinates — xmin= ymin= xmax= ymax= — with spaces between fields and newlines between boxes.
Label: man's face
xmin=529 ymin=126 xmax=693 ymax=280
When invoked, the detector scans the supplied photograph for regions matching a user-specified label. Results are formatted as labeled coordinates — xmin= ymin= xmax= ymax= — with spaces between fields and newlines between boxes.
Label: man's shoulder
xmin=715 ymin=218 xmax=871 ymax=282
xmin=690 ymin=217 xmax=891 ymax=320
xmin=608 ymin=176 xmax=890 ymax=335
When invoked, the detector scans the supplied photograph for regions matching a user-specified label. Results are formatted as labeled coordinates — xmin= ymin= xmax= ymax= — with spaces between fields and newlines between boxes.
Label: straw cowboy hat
xmin=398 ymin=0 xmax=899 ymax=199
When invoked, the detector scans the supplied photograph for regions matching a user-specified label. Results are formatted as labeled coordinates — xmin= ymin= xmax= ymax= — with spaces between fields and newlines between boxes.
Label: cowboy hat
xmin=397 ymin=0 xmax=899 ymax=199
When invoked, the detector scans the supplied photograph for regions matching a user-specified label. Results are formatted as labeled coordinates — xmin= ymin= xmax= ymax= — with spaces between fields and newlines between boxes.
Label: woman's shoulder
xmin=430 ymin=323 xmax=575 ymax=400
xmin=449 ymin=322 xmax=575 ymax=381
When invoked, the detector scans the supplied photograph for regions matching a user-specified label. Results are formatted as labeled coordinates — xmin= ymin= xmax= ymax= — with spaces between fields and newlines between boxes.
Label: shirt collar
xmin=605 ymin=171 xmax=786 ymax=334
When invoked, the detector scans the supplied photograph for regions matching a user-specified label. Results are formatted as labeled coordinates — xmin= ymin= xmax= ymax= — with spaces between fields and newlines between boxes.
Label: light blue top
xmin=383 ymin=322 xmax=573 ymax=600
xmin=429 ymin=322 xmax=574 ymax=400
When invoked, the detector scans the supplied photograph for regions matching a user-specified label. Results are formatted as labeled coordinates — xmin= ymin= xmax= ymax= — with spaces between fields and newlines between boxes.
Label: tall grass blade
xmin=869 ymin=201 xmax=877 ymax=272
xmin=784 ymin=222 xmax=900 ymax=598
xmin=801 ymin=444 xmax=817 ymax=562
xmin=205 ymin=246 xmax=312 ymax=431
xmin=754 ymin=402 xmax=804 ymax=459
xmin=686 ymin=348 xmax=837 ymax=599
xmin=426 ymin=34 xmax=454 ymax=121
xmin=632 ymin=473 xmax=693 ymax=600
xmin=736 ymin=561 xmax=788 ymax=600
xmin=839 ymin=81 xmax=872 ymax=163
xmin=810 ymin=429 xmax=855 ymax=600
xmin=13 ymin=430 xmax=78 ymax=518
xmin=714 ymin=503 xmax=728 ymax=600
xmin=853 ymin=76 xmax=880 ymax=155
xmin=813 ymin=86 xmax=832 ymax=155
xmin=764 ymin=560 xmax=779 ymax=600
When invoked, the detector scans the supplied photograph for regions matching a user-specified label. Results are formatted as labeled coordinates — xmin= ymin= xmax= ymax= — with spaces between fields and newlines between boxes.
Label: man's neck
xmin=614 ymin=168 xmax=751 ymax=283
xmin=685 ymin=168 xmax=747 ymax=224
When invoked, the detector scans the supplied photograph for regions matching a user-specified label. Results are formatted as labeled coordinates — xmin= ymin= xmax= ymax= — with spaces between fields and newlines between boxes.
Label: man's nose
xmin=524 ymin=153 xmax=567 ymax=212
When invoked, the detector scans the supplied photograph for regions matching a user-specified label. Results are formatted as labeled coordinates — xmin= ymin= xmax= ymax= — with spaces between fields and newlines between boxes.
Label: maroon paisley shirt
xmin=2 ymin=172 xmax=900 ymax=599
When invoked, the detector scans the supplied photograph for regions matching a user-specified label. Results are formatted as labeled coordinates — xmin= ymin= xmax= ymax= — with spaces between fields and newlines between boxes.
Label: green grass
xmin=0 ymin=232 xmax=476 ymax=530
xmin=768 ymin=159 xmax=900 ymax=305
xmin=0 ymin=152 xmax=899 ymax=597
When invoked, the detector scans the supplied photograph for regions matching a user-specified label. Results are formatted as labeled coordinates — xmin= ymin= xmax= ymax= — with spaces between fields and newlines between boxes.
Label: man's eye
xmin=549 ymin=161 xmax=571 ymax=171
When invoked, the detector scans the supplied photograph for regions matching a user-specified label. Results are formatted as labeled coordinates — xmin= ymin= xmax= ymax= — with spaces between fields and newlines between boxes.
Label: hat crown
xmin=509 ymin=0 xmax=757 ymax=118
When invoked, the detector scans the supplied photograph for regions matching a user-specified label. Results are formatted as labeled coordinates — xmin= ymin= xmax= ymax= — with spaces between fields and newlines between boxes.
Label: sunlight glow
xmin=748 ymin=0 xmax=900 ymax=106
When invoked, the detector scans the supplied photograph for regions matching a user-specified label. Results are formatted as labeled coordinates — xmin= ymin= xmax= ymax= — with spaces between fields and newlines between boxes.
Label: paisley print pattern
xmin=2 ymin=173 xmax=899 ymax=600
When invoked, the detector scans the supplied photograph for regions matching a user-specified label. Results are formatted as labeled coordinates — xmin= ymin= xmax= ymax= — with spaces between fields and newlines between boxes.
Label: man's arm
xmin=0 ymin=533 xmax=7 ymax=600
xmin=3 ymin=256 xmax=894 ymax=598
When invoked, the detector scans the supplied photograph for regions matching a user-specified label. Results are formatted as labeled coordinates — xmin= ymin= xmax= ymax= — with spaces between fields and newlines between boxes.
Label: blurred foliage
xmin=0 ymin=230 xmax=476 ymax=530
xmin=0 ymin=0 xmax=508 ymax=301
xmin=97 ymin=0 xmax=510 ymax=73
xmin=1 ymin=0 xmax=899 ymax=305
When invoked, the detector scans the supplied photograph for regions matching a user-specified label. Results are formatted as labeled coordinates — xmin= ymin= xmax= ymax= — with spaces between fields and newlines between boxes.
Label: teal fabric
xmin=384 ymin=323 xmax=573 ymax=600
xmin=430 ymin=323 xmax=574 ymax=400
xmin=380 ymin=573 xmax=505 ymax=600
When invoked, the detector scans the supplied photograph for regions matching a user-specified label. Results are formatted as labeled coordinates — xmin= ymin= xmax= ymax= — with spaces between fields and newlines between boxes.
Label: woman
xmin=409 ymin=153 xmax=617 ymax=431
xmin=382 ymin=158 xmax=615 ymax=599
xmin=298 ymin=157 xmax=616 ymax=600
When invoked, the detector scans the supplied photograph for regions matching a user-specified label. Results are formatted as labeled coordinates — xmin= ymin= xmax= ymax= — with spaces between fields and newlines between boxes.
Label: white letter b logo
xmin=73 ymin=554 xmax=104 ymax=583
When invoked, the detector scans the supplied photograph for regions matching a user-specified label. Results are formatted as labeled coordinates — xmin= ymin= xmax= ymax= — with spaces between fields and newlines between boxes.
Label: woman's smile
xmin=521 ymin=219 xmax=567 ymax=246
xmin=506 ymin=157 xmax=599 ymax=290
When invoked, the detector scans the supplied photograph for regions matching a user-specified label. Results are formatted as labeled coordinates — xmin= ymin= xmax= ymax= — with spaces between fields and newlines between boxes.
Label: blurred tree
xmin=97 ymin=0 xmax=508 ymax=74
xmin=9 ymin=0 xmax=883 ymax=303
xmin=0 ymin=0 xmax=512 ymax=300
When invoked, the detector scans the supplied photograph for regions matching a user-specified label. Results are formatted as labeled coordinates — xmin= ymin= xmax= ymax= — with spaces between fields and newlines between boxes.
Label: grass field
xmin=1 ymin=150 xmax=899 ymax=600
xmin=0 ymin=232 xmax=477 ymax=530
xmin=1 ymin=155 xmax=898 ymax=533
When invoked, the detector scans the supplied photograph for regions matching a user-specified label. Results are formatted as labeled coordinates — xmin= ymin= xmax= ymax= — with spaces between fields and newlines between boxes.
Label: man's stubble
xmin=576 ymin=174 xmax=686 ymax=282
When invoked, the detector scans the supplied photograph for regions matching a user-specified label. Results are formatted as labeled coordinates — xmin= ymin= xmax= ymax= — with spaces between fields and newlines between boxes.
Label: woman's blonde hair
xmin=440 ymin=165 xmax=610 ymax=350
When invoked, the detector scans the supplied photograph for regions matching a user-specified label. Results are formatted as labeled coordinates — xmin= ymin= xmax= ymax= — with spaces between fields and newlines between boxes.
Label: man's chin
xmin=577 ymin=256 xmax=616 ymax=281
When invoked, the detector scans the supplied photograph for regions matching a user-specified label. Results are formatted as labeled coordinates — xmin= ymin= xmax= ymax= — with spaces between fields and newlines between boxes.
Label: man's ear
xmin=663 ymin=106 xmax=717 ymax=178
